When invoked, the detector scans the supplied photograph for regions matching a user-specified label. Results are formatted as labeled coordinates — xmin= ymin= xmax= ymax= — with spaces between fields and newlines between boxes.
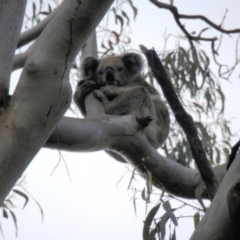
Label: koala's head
xmin=81 ymin=53 xmax=143 ymax=87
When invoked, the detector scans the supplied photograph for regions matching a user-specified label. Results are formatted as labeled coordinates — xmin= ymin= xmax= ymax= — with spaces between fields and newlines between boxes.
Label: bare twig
xmin=149 ymin=0 xmax=240 ymax=57
xmin=150 ymin=1 xmax=240 ymax=35
xmin=140 ymin=45 xmax=218 ymax=200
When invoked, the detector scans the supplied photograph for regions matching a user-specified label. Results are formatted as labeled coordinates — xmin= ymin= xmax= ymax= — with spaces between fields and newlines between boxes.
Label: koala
xmin=74 ymin=53 xmax=170 ymax=162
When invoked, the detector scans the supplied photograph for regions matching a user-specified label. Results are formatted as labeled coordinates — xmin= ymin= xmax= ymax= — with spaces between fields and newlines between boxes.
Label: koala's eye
xmin=98 ymin=71 xmax=103 ymax=75
xmin=117 ymin=67 xmax=124 ymax=72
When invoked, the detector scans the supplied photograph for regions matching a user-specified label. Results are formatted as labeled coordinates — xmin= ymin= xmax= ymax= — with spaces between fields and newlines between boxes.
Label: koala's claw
xmin=93 ymin=90 xmax=103 ymax=99
xmin=77 ymin=80 xmax=87 ymax=86
xmin=77 ymin=79 xmax=96 ymax=87
xmin=77 ymin=80 xmax=96 ymax=96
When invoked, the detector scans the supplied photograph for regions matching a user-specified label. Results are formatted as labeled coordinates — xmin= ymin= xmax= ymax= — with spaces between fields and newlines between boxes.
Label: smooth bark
xmin=0 ymin=0 xmax=113 ymax=205
xmin=0 ymin=0 xmax=26 ymax=99
xmin=191 ymin=152 xmax=240 ymax=240
xmin=45 ymin=116 xmax=226 ymax=199
xmin=17 ymin=9 xmax=54 ymax=49
xmin=13 ymin=44 xmax=34 ymax=71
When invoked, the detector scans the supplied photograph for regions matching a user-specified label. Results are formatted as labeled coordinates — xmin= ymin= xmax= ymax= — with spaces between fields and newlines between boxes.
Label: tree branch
xmin=179 ymin=13 xmax=240 ymax=34
xmin=149 ymin=0 xmax=240 ymax=36
xmin=17 ymin=9 xmax=55 ymax=49
xmin=45 ymin=116 xmax=227 ymax=199
xmin=140 ymin=46 xmax=218 ymax=200
xmin=190 ymin=152 xmax=240 ymax=240
xmin=12 ymin=44 xmax=34 ymax=71
xmin=149 ymin=0 xmax=240 ymax=54
xmin=0 ymin=0 xmax=113 ymax=205
xmin=0 ymin=0 xmax=26 ymax=105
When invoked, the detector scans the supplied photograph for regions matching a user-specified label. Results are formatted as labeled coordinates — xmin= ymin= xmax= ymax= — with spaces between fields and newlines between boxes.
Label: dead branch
xmin=140 ymin=45 xmax=218 ymax=200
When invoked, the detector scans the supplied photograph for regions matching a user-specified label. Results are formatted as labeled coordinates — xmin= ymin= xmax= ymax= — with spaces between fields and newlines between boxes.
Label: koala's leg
xmin=153 ymin=97 xmax=170 ymax=147
xmin=95 ymin=86 xmax=168 ymax=149
xmin=103 ymin=87 xmax=165 ymax=149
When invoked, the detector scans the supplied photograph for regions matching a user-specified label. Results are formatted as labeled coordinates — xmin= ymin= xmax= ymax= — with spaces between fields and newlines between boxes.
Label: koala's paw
xmin=75 ymin=80 xmax=96 ymax=99
xmin=136 ymin=116 xmax=153 ymax=128
xmin=93 ymin=90 xmax=108 ymax=104
xmin=100 ymin=86 xmax=119 ymax=98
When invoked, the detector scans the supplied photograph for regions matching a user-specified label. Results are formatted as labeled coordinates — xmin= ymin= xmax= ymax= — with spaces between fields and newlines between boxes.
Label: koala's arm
xmin=100 ymin=85 xmax=142 ymax=100
xmin=74 ymin=57 xmax=99 ymax=116
xmin=99 ymin=85 xmax=126 ymax=100
xmin=74 ymin=80 xmax=97 ymax=116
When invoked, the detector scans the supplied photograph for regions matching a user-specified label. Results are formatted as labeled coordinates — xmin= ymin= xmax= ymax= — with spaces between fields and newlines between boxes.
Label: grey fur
xmin=74 ymin=53 xmax=170 ymax=162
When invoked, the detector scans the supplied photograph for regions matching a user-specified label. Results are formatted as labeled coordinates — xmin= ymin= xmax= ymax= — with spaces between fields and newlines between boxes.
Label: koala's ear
xmin=81 ymin=57 xmax=99 ymax=77
xmin=122 ymin=53 xmax=143 ymax=73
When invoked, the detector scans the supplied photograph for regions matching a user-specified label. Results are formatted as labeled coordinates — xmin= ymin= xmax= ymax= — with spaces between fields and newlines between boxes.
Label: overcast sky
xmin=2 ymin=0 xmax=240 ymax=239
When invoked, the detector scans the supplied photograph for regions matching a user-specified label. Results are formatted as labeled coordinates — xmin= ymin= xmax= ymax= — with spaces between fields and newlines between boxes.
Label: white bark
xmin=0 ymin=0 xmax=26 ymax=97
xmin=81 ymin=30 xmax=98 ymax=59
xmin=190 ymin=151 xmax=240 ymax=240
xmin=1 ymin=1 xmax=235 ymax=238
xmin=17 ymin=9 xmax=54 ymax=49
xmin=13 ymin=44 xmax=34 ymax=71
xmin=0 ymin=0 xmax=113 ymax=204
xmin=46 ymin=116 xmax=226 ymax=199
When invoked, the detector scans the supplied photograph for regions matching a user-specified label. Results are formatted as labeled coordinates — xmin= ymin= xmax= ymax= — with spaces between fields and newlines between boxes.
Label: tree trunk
xmin=0 ymin=0 xmax=113 ymax=205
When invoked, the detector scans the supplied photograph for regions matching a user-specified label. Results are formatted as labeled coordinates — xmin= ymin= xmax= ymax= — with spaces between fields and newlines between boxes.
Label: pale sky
xmin=2 ymin=0 xmax=240 ymax=239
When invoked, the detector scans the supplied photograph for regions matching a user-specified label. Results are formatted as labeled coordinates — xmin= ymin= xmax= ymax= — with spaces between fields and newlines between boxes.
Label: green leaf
xmin=115 ymin=15 xmax=124 ymax=34
xmin=215 ymin=147 xmax=221 ymax=165
xmin=216 ymin=86 xmax=225 ymax=113
xmin=9 ymin=210 xmax=18 ymax=237
xmin=32 ymin=2 xmax=36 ymax=19
xmin=111 ymin=31 xmax=120 ymax=44
xmin=133 ymin=197 xmax=137 ymax=217
xmin=121 ymin=10 xmax=130 ymax=25
xmin=141 ymin=187 xmax=147 ymax=201
xmin=159 ymin=214 xmax=168 ymax=239
xmin=0 ymin=221 xmax=4 ymax=239
xmin=223 ymin=147 xmax=230 ymax=160
xmin=195 ymin=185 xmax=206 ymax=211
xmin=4 ymin=199 xmax=16 ymax=208
xmin=108 ymin=40 xmax=114 ymax=51
xmin=32 ymin=198 xmax=44 ymax=222
xmin=193 ymin=212 xmax=200 ymax=229
xmin=13 ymin=189 xmax=29 ymax=209
xmin=160 ymin=187 xmax=166 ymax=200
xmin=146 ymin=170 xmax=153 ymax=198
xmin=143 ymin=203 xmax=161 ymax=240
xmin=3 ymin=209 xmax=8 ymax=219
xmin=148 ymin=229 xmax=156 ymax=240
xmin=127 ymin=0 xmax=138 ymax=19
xmin=170 ymin=228 xmax=176 ymax=240
xmin=163 ymin=201 xmax=178 ymax=226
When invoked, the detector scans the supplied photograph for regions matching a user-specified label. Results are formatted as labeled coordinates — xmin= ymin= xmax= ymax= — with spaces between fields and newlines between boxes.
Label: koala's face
xmin=96 ymin=57 xmax=129 ymax=86
xmin=81 ymin=53 xmax=143 ymax=87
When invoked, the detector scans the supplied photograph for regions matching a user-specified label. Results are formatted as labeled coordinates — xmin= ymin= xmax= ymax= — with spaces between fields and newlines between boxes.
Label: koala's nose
xmin=105 ymin=67 xmax=115 ymax=82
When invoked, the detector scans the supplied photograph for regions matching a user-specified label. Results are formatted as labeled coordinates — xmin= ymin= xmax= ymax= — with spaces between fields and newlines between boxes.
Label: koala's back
xmin=133 ymin=80 xmax=170 ymax=148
